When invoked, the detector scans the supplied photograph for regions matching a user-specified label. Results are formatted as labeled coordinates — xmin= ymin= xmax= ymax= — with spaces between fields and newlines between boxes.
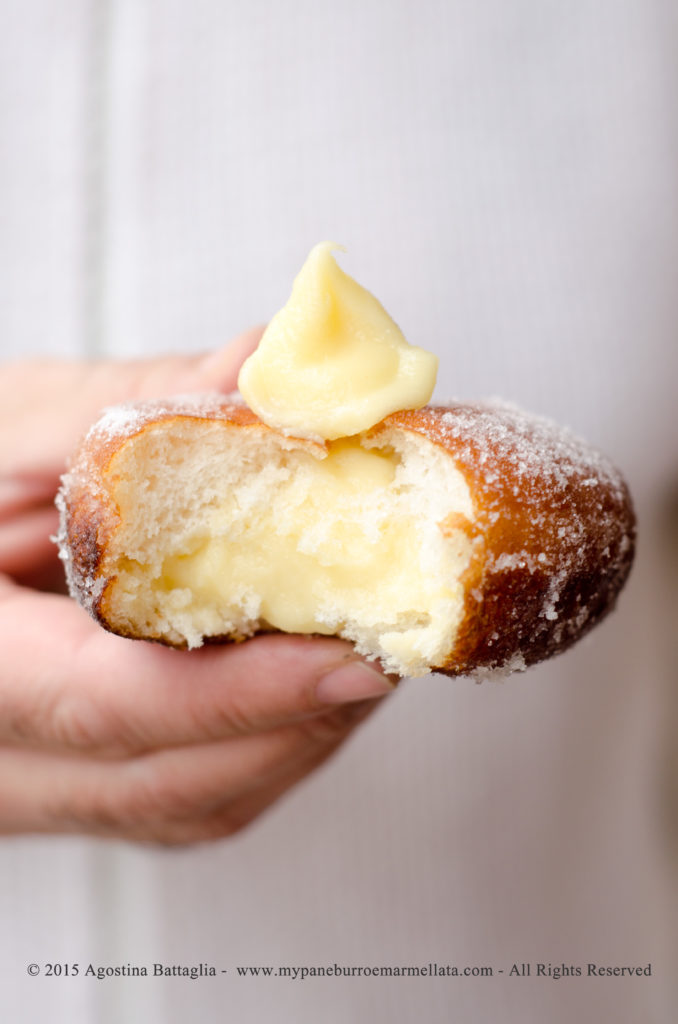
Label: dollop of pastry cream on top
xmin=237 ymin=241 xmax=438 ymax=440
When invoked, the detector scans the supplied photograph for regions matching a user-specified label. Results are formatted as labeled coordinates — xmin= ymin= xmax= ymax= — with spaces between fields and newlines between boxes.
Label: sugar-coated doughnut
xmin=55 ymin=394 xmax=635 ymax=679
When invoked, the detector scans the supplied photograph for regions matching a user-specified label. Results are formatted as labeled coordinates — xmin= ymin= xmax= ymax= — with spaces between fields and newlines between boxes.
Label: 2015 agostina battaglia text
xmin=31 ymin=961 xmax=653 ymax=981
xmin=32 ymin=963 xmax=219 ymax=979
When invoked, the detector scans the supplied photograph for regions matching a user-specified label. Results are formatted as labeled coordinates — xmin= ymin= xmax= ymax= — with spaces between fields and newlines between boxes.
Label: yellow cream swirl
xmin=237 ymin=242 xmax=438 ymax=440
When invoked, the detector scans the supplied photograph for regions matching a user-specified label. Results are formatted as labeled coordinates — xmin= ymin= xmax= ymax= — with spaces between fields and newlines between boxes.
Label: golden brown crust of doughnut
xmin=56 ymin=395 xmax=635 ymax=678
xmin=384 ymin=405 xmax=635 ymax=675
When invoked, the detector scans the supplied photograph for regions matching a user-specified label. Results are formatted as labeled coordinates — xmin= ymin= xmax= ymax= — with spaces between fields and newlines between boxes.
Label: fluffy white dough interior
xmin=105 ymin=420 xmax=475 ymax=676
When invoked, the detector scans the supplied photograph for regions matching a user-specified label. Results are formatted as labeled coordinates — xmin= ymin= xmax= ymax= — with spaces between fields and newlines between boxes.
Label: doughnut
xmin=55 ymin=244 xmax=635 ymax=677
xmin=55 ymin=393 xmax=635 ymax=679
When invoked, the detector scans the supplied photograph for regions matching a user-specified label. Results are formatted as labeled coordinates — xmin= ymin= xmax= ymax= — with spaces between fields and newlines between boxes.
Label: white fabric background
xmin=1 ymin=1 xmax=676 ymax=1021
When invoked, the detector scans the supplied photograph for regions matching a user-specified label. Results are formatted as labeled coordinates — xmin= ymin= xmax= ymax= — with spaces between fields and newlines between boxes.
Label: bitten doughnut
xmin=55 ymin=394 xmax=635 ymax=678
xmin=55 ymin=243 xmax=635 ymax=678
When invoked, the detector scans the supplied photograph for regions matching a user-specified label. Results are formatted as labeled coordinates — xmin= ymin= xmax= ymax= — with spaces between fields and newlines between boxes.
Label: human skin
xmin=0 ymin=330 xmax=394 ymax=844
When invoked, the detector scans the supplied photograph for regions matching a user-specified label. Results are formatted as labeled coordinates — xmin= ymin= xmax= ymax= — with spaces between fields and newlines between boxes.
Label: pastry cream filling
xmin=237 ymin=242 xmax=438 ymax=440
xmin=109 ymin=430 xmax=474 ymax=677
xmin=159 ymin=441 xmax=403 ymax=637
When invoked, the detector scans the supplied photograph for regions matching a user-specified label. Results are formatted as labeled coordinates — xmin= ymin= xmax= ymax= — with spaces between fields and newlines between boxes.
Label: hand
xmin=0 ymin=333 xmax=394 ymax=844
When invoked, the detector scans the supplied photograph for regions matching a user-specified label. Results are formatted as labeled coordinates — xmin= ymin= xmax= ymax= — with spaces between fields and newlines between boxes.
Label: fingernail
xmin=191 ymin=329 xmax=265 ymax=390
xmin=316 ymin=660 xmax=397 ymax=705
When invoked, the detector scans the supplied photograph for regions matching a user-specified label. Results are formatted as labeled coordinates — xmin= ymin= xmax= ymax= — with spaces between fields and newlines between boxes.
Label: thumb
xmin=0 ymin=326 xmax=264 ymax=482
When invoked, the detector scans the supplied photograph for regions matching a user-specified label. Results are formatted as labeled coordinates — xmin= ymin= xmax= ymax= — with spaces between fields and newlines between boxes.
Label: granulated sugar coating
xmin=56 ymin=395 xmax=635 ymax=679
xmin=387 ymin=401 xmax=635 ymax=675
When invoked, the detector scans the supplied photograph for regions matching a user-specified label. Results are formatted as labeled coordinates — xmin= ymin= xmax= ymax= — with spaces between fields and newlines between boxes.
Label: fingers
xmin=0 ymin=698 xmax=381 ymax=842
xmin=0 ymin=475 xmax=59 ymax=522
xmin=0 ymin=505 xmax=58 ymax=577
xmin=0 ymin=583 xmax=395 ymax=757
xmin=0 ymin=326 xmax=264 ymax=482
xmin=180 ymin=326 xmax=264 ymax=393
